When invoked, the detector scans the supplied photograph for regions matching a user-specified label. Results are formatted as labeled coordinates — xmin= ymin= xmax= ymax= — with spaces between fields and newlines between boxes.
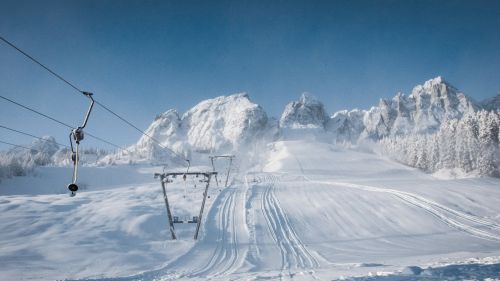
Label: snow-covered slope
xmin=2 ymin=140 xmax=500 ymax=280
xmin=2 ymin=77 xmax=500 ymax=280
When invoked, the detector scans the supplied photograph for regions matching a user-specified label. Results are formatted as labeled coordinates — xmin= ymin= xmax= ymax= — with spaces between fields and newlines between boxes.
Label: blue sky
xmin=1 ymin=0 xmax=499 ymax=149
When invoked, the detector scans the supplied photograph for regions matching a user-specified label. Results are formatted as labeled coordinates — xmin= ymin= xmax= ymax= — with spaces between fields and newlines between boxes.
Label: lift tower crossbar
xmin=154 ymin=171 xmax=217 ymax=240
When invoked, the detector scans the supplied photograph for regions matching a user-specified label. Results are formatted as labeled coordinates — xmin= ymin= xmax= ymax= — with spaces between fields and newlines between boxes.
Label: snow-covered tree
xmin=379 ymin=110 xmax=500 ymax=177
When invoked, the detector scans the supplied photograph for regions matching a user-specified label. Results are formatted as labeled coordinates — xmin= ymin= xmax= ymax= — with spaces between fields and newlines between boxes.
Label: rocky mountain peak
xmin=279 ymin=93 xmax=329 ymax=129
xmin=480 ymin=93 xmax=500 ymax=111
xmin=182 ymin=93 xmax=268 ymax=152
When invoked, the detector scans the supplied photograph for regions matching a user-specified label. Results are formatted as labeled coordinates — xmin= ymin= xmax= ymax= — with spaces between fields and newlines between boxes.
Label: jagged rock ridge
xmin=350 ymin=77 xmax=477 ymax=140
xmin=279 ymin=93 xmax=329 ymax=129
xmin=116 ymin=93 xmax=269 ymax=163
xmin=6 ymin=76 xmax=497 ymax=166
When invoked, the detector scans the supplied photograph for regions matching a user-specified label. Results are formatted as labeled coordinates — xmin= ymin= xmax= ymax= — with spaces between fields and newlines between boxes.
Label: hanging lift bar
xmin=209 ymin=155 xmax=235 ymax=188
xmin=154 ymin=171 xmax=217 ymax=240
xmin=67 ymin=92 xmax=95 ymax=196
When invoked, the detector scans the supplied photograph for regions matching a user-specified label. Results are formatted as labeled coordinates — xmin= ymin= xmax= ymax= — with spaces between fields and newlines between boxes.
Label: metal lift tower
xmin=209 ymin=155 xmax=235 ymax=188
xmin=154 ymin=171 xmax=217 ymax=240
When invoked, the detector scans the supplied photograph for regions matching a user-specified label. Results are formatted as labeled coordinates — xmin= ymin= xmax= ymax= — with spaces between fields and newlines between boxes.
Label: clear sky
xmin=1 ymin=0 xmax=499 ymax=150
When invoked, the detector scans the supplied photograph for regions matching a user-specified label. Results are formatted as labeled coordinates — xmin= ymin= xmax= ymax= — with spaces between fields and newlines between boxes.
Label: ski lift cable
xmin=0 ymin=36 xmax=83 ymax=94
xmin=0 ymin=124 xmax=70 ymax=148
xmin=94 ymin=100 xmax=187 ymax=163
xmin=0 ymin=36 xmax=188 ymax=165
xmin=0 ymin=139 xmax=41 ymax=152
xmin=0 ymin=94 xmax=127 ymax=152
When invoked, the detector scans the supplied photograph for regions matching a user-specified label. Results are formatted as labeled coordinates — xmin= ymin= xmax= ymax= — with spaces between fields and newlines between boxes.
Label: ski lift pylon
xmin=154 ymin=171 xmax=217 ymax=240
xmin=209 ymin=155 xmax=235 ymax=188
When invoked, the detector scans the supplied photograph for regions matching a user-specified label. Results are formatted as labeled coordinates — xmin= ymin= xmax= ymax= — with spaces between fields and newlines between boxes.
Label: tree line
xmin=380 ymin=110 xmax=500 ymax=177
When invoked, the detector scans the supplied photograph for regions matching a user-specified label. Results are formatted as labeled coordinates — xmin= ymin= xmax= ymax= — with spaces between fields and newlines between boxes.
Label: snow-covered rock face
xmin=327 ymin=109 xmax=366 ymax=142
xmin=409 ymin=76 xmax=476 ymax=132
xmin=279 ymin=93 xmax=329 ymax=129
xmin=114 ymin=93 xmax=269 ymax=163
xmin=360 ymin=77 xmax=477 ymax=138
xmin=480 ymin=94 xmax=500 ymax=111
xmin=134 ymin=109 xmax=183 ymax=161
xmin=101 ymin=77 xmax=495 ymax=164
xmin=182 ymin=93 xmax=268 ymax=152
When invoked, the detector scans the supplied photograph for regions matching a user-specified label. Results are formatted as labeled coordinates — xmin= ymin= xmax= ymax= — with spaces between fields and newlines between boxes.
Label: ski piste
xmin=1 ymin=140 xmax=500 ymax=280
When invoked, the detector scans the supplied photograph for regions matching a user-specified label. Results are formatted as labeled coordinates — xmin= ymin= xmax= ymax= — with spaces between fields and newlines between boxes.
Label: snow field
xmin=1 ymin=140 xmax=500 ymax=280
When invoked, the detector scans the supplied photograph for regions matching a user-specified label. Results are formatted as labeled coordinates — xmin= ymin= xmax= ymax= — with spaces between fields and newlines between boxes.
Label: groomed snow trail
xmin=256 ymin=174 xmax=321 ymax=280
xmin=141 ymin=174 xmax=323 ymax=281
xmin=146 ymin=183 xmax=248 ymax=280
xmin=310 ymin=180 xmax=500 ymax=242
xmin=293 ymin=155 xmax=500 ymax=243
xmin=2 ymin=140 xmax=500 ymax=280
xmin=73 ymin=141 xmax=500 ymax=280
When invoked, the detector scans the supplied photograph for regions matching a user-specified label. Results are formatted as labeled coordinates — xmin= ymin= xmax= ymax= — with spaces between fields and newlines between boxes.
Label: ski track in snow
xmin=245 ymin=173 xmax=321 ymax=280
xmin=190 ymin=184 xmax=240 ymax=279
xmin=74 ymin=185 xmax=245 ymax=281
xmin=4 ymin=141 xmax=500 ymax=281
xmin=290 ymin=155 xmax=500 ymax=243
xmin=148 ymin=181 xmax=246 ymax=281
xmin=151 ymin=173 xmax=323 ymax=281
xmin=328 ymin=181 xmax=500 ymax=241
xmin=285 ymin=152 xmax=500 ymax=244
xmin=306 ymin=179 xmax=500 ymax=243
xmin=73 ymin=168 xmax=500 ymax=281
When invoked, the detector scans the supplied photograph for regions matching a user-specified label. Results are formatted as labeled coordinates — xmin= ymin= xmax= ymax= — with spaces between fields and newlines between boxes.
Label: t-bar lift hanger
xmin=67 ymin=92 xmax=94 ymax=196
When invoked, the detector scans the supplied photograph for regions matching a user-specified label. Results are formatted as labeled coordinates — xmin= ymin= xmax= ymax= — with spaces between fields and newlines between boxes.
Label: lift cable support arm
xmin=67 ymin=92 xmax=95 ymax=196
xmin=154 ymin=171 xmax=217 ymax=240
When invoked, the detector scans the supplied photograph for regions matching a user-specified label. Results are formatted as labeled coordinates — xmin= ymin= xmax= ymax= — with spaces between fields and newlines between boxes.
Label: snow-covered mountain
xmin=327 ymin=109 xmax=365 ymax=143
xmin=319 ymin=77 xmax=480 ymax=141
xmin=0 ymin=136 xmax=111 ymax=180
xmin=132 ymin=109 xmax=184 ymax=162
xmin=0 ymin=136 xmax=60 ymax=169
xmin=276 ymin=77 xmax=479 ymax=142
xmin=279 ymin=93 xmax=329 ymax=130
xmin=108 ymin=76 xmax=497 ymax=163
xmin=480 ymin=93 xmax=500 ymax=111
xmin=182 ymin=93 xmax=269 ymax=152
xmin=110 ymin=93 xmax=270 ymax=163
xmin=4 ymin=76 xmax=497 ymax=167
